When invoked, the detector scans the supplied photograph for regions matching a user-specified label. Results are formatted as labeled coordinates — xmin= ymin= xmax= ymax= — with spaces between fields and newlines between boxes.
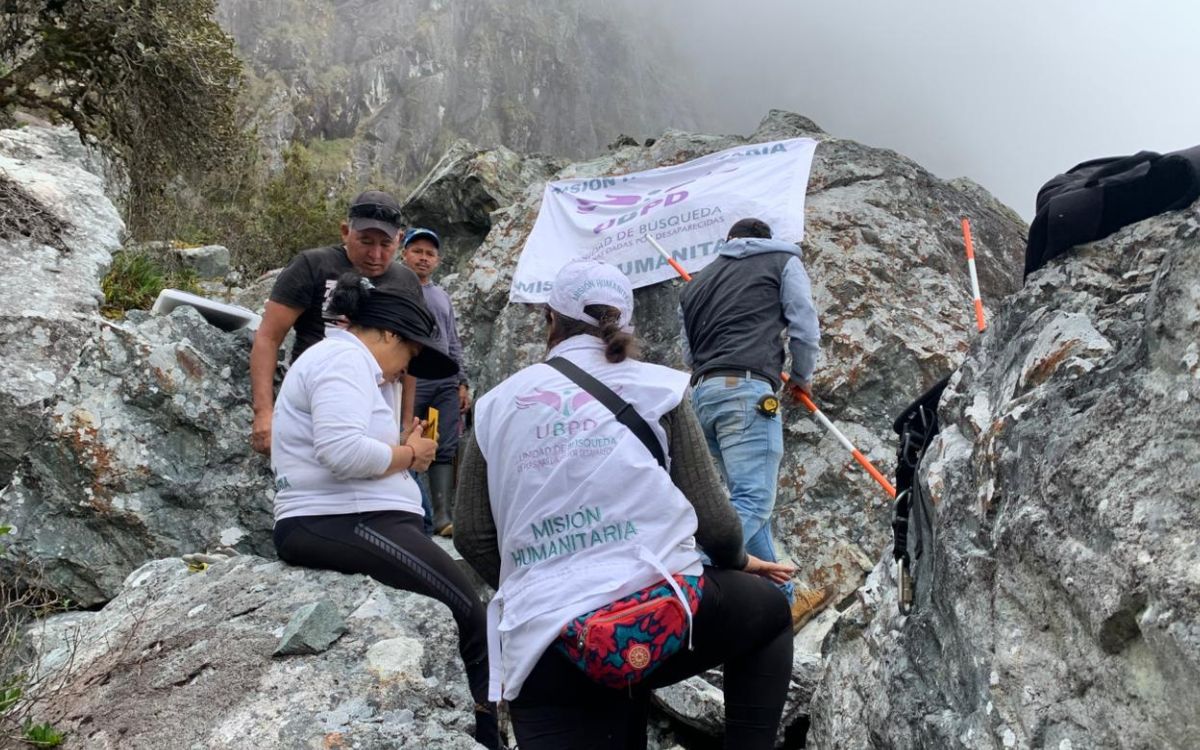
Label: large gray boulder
xmin=400 ymin=139 xmax=564 ymax=273
xmin=15 ymin=553 xmax=704 ymax=749
xmin=0 ymin=125 xmax=274 ymax=607
xmin=19 ymin=556 xmax=486 ymax=749
xmin=0 ymin=125 xmax=122 ymax=487
xmin=808 ymin=204 xmax=1200 ymax=748
xmin=0 ymin=305 xmax=274 ymax=607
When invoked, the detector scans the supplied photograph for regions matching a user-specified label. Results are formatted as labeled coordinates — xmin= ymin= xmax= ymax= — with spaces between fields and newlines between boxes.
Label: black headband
xmin=352 ymin=290 xmax=438 ymax=341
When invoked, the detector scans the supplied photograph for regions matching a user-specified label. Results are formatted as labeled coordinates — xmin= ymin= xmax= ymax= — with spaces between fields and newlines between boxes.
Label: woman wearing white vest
xmin=271 ymin=272 xmax=500 ymax=750
xmin=455 ymin=260 xmax=796 ymax=749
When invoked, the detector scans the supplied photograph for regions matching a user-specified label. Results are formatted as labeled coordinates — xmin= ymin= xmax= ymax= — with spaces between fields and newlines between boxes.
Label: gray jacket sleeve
xmin=452 ymin=395 xmax=749 ymax=587
xmin=781 ymin=255 xmax=820 ymax=384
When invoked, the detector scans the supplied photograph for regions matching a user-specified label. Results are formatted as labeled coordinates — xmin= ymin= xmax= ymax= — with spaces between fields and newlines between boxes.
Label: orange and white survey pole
xmin=652 ymin=238 xmax=897 ymax=496
xmin=655 ymin=240 xmax=895 ymax=500
xmin=645 ymin=234 xmax=693 ymax=281
xmin=961 ymin=218 xmax=986 ymax=332
xmin=782 ymin=374 xmax=897 ymax=500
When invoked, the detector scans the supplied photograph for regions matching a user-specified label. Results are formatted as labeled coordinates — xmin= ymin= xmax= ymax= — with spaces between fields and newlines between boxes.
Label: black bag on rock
xmin=891 ymin=375 xmax=950 ymax=613
xmin=1024 ymin=145 xmax=1200 ymax=279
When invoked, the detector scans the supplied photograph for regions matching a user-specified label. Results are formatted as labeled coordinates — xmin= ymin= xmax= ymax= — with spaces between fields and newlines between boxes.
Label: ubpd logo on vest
xmin=514 ymin=384 xmax=618 ymax=472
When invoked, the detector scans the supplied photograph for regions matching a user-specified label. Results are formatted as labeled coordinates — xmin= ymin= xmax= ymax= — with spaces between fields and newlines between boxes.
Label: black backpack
xmin=1025 ymin=145 xmax=1200 ymax=279
xmin=891 ymin=375 xmax=950 ymax=613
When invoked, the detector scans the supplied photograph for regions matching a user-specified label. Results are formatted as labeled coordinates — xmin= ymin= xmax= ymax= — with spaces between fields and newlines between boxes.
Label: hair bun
xmin=327 ymin=271 xmax=372 ymax=318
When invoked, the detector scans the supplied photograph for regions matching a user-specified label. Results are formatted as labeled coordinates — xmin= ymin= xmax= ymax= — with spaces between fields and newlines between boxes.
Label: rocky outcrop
xmin=0 ymin=306 xmax=274 ymax=607
xmin=808 ymin=204 xmax=1200 ymax=748
xmin=400 ymin=139 xmax=564 ymax=274
xmin=0 ymin=125 xmax=274 ymax=607
xmin=20 ymin=557 xmax=486 ymax=748
xmin=20 ymin=552 xmax=709 ymax=749
xmin=453 ymin=109 xmax=1028 ymax=607
xmin=171 ymin=244 xmax=232 ymax=280
xmin=421 ymin=108 xmax=1028 ymax=743
xmin=216 ymin=0 xmax=695 ymax=187
xmin=0 ymin=125 xmax=122 ymax=488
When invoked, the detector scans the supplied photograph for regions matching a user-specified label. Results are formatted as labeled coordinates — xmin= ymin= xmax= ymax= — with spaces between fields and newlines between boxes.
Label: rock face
xmin=0 ymin=125 xmax=275 ymax=607
xmin=21 ymin=557 xmax=485 ymax=749
xmin=173 ymin=244 xmax=232 ymax=280
xmin=0 ymin=306 xmax=274 ymax=607
xmin=453 ymin=109 xmax=1028 ymax=607
xmin=400 ymin=139 xmax=564 ymax=274
xmin=217 ymin=0 xmax=695 ymax=187
xmin=808 ymin=205 xmax=1200 ymax=748
xmin=0 ymin=125 xmax=123 ymax=488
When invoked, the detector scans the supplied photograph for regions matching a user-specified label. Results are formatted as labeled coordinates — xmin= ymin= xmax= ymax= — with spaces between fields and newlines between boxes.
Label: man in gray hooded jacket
xmin=679 ymin=217 xmax=821 ymax=620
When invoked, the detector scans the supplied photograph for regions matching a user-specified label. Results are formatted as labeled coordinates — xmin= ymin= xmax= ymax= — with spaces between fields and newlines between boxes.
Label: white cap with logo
xmin=547 ymin=260 xmax=634 ymax=330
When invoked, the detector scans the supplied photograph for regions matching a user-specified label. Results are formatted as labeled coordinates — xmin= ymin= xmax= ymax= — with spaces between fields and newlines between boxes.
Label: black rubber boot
xmin=428 ymin=461 xmax=455 ymax=536
xmin=474 ymin=703 xmax=502 ymax=750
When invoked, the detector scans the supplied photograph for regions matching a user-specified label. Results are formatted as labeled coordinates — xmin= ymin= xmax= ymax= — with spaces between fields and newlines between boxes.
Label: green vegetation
xmin=306 ymin=137 xmax=356 ymax=176
xmin=0 ymin=1 xmax=405 ymax=278
xmin=0 ymin=677 xmax=19 ymax=714
xmin=1 ymin=527 xmax=69 ymax=749
xmin=100 ymin=250 xmax=200 ymax=319
xmin=154 ymin=141 xmax=371 ymax=277
xmin=0 ymin=0 xmax=244 ymax=236
xmin=21 ymin=721 xmax=65 ymax=748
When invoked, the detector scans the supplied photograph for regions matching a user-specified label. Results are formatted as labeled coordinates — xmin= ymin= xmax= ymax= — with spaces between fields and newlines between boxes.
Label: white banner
xmin=509 ymin=137 xmax=818 ymax=303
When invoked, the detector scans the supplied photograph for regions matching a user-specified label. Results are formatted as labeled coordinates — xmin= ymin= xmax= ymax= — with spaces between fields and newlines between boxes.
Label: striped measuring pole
xmin=654 ymin=238 xmax=895 ymax=500
xmin=961 ymin=217 xmax=987 ymax=332
xmin=645 ymin=235 xmax=693 ymax=282
xmin=783 ymin=375 xmax=897 ymax=500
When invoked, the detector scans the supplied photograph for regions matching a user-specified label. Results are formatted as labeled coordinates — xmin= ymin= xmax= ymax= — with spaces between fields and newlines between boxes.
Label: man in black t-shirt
xmin=249 ymin=190 xmax=423 ymax=455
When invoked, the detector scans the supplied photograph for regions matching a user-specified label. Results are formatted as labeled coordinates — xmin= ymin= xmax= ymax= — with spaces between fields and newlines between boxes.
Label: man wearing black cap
xmin=401 ymin=227 xmax=469 ymax=536
xmin=250 ymin=190 xmax=424 ymax=455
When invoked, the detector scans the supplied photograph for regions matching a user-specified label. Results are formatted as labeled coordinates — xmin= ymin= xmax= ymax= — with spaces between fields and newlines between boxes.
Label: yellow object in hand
xmin=424 ymin=407 xmax=439 ymax=443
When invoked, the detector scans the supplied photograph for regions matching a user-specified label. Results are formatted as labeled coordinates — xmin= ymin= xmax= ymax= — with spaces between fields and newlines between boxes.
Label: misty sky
xmin=641 ymin=0 xmax=1200 ymax=218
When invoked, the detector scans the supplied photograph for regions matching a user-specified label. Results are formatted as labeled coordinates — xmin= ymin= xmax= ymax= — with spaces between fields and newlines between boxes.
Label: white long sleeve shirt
xmin=271 ymin=328 xmax=422 ymax=521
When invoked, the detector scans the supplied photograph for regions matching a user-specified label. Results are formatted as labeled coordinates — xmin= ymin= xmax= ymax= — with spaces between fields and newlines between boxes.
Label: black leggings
xmin=273 ymin=510 xmax=489 ymax=704
xmin=509 ymin=565 xmax=793 ymax=750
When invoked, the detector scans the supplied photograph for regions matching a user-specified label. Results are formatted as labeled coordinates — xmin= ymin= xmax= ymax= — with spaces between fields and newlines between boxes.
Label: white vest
xmin=473 ymin=335 xmax=703 ymax=700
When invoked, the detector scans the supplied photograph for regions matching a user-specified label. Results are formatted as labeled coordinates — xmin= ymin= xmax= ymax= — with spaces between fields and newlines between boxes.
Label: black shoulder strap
xmin=544 ymin=357 xmax=667 ymax=471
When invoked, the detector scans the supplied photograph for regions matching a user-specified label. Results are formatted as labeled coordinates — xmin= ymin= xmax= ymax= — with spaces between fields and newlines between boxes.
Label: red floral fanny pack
xmin=555 ymin=574 xmax=704 ymax=690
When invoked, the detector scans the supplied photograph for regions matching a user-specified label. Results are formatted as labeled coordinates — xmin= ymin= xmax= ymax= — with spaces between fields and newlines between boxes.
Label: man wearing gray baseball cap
xmin=250 ymin=190 xmax=426 ymax=455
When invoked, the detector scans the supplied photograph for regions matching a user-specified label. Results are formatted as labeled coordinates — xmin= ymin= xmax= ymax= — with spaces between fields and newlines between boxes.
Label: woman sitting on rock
xmin=455 ymin=260 xmax=796 ymax=749
xmin=270 ymin=271 xmax=498 ymax=749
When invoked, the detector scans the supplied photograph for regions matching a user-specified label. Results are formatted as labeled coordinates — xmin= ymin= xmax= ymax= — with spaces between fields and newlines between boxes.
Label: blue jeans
xmin=692 ymin=375 xmax=793 ymax=601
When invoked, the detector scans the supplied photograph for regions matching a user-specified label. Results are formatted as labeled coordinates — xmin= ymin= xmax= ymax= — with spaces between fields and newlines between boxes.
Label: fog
xmin=637 ymin=0 xmax=1200 ymax=218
